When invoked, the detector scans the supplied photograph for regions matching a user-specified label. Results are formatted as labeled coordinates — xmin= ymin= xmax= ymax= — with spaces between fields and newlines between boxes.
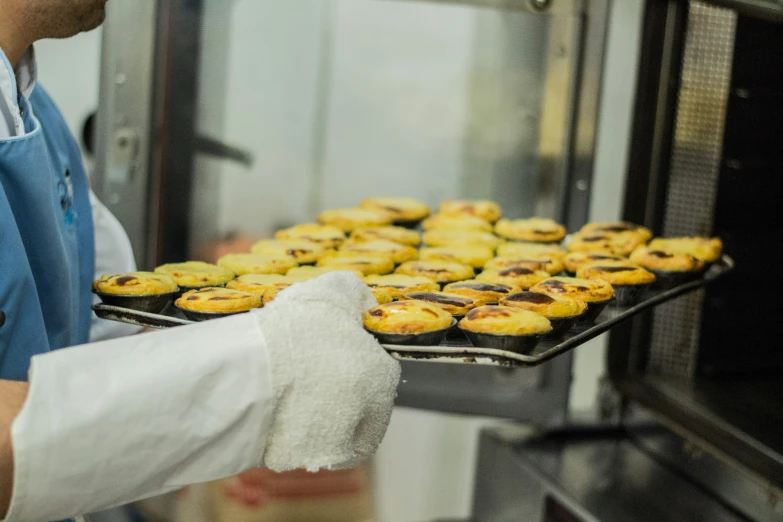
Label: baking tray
xmin=93 ymin=255 xmax=734 ymax=368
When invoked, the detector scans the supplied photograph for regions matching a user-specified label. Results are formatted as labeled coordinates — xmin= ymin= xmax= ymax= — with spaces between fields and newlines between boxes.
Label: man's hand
xmin=0 ymin=381 xmax=28 ymax=518
xmin=256 ymin=272 xmax=402 ymax=472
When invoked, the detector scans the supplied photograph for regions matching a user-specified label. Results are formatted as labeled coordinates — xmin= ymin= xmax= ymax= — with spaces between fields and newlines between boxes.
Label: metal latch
xmin=107 ymin=127 xmax=139 ymax=184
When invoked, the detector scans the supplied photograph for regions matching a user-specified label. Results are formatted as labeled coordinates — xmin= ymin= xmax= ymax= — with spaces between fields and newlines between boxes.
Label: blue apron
xmin=0 ymin=85 xmax=95 ymax=381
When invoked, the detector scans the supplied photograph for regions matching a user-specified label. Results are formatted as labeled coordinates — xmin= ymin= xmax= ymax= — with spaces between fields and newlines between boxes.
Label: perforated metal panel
xmin=648 ymin=1 xmax=736 ymax=377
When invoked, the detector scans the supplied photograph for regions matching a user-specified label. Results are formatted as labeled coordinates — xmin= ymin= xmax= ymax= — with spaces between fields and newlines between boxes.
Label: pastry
xmin=442 ymin=280 xmax=521 ymax=305
xmin=93 ymin=272 xmax=178 ymax=296
xmin=286 ymin=265 xmax=365 ymax=279
xmin=250 ymin=239 xmax=325 ymax=265
xmin=484 ymin=256 xmax=564 ymax=276
xmin=500 ymin=291 xmax=587 ymax=318
xmin=364 ymin=274 xmax=440 ymax=298
xmin=562 ymin=252 xmax=626 ymax=275
xmin=400 ymin=292 xmax=478 ymax=316
xmin=580 ymin=221 xmax=653 ymax=242
xmin=422 ymin=229 xmax=502 ymax=249
xmin=629 ymin=246 xmax=706 ymax=272
xmin=175 ymin=287 xmax=261 ymax=313
xmin=419 ymin=245 xmax=495 ymax=269
xmin=476 ymin=266 xmax=550 ymax=290
xmin=438 ymin=200 xmax=502 ymax=223
xmin=494 ymin=218 xmax=566 ymax=243
xmin=317 ymin=251 xmax=395 ymax=275
xmin=530 ymin=276 xmax=614 ymax=304
xmin=496 ymin=241 xmax=565 ymax=259
xmin=262 ymin=285 xmax=291 ymax=305
xmin=217 ymin=253 xmax=298 ymax=276
xmin=154 ymin=261 xmax=234 ymax=289
xmin=646 ymin=236 xmax=722 ymax=263
xmin=226 ymin=274 xmax=304 ymax=296
xmin=395 ymin=260 xmax=475 ymax=284
xmin=576 ymin=260 xmax=656 ymax=286
xmin=359 ymin=197 xmax=430 ymax=224
xmin=275 ymin=223 xmax=346 ymax=249
xmin=458 ymin=306 xmax=551 ymax=335
xmin=350 ymin=226 xmax=420 ymax=246
xmin=566 ymin=231 xmax=646 ymax=257
xmin=317 ymin=208 xmax=393 ymax=232
xmin=340 ymin=239 xmax=418 ymax=264
xmin=421 ymin=214 xmax=493 ymax=232
xmin=363 ymin=300 xmax=453 ymax=334
xmin=371 ymin=288 xmax=395 ymax=305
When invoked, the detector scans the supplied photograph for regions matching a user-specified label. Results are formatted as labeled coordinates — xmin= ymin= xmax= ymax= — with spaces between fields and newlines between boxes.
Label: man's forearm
xmin=0 ymin=381 xmax=28 ymax=518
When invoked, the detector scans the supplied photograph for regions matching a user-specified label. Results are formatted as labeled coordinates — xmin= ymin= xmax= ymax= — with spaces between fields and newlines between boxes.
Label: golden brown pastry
xmin=442 ymin=280 xmax=521 ymax=305
xmin=580 ymin=221 xmax=653 ymax=242
xmin=421 ymin=214 xmax=494 ymax=232
xmin=286 ymin=265 xmax=365 ymax=279
xmin=316 ymin=208 xmax=393 ymax=232
xmin=476 ymin=266 xmax=550 ymax=290
xmin=422 ymin=229 xmax=502 ymax=249
xmin=359 ymin=197 xmax=431 ymax=223
xmin=350 ymin=226 xmax=421 ymax=246
xmin=363 ymin=300 xmax=453 ymax=334
xmin=275 ymin=223 xmax=346 ymax=249
xmin=494 ymin=218 xmax=566 ymax=243
xmin=496 ymin=241 xmax=566 ymax=259
xmin=562 ymin=252 xmax=627 ymax=274
xmin=400 ymin=292 xmax=478 ymax=315
xmin=484 ymin=256 xmax=564 ymax=276
xmin=419 ymin=245 xmax=495 ymax=269
xmin=153 ymin=261 xmax=235 ymax=288
xmin=438 ymin=200 xmax=502 ymax=223
xmin=530 ymin=276 xmax=614 ymax=303
xmin=217 ymin=253 xmax=298 ymax=276
xmin=226 ymin=274 xmax=303 ymax=296
xmin=500 ymin=291 xmax=587 ymax=318
xmin=371 ymin=288 xmax=395 ymax=305
xmin=646 ymin=236 xmax=723 ymax=263
xmin=395 ymin=260 xmax=474 ymax=284
xmin=340 ymin=239 xmax=418 ymax=264
xmin=93 ymin=272 xmax=178 ymax=296
xmin=317 ymin=251 xmax=395 ymax=276
xmin=364 ymin=274 xmax=440 ymax=298
xmin=576 ymin=260 xmax=656 ymax=286
xmin=250 ymin=239 xmax=325 ymax=265
xmin=176 ymin=287 xmax=261 ymax=313
xmin=458 ymin=306 xmax=551 ymax=335
xmin=629 ymin=246 xmax=706 ymax=272
xmin=566 ymin=231 xmax=646 ymax=257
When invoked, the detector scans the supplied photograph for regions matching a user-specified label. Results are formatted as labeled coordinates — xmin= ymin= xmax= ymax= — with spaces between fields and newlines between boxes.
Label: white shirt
xmin=0 ymin=45 xmax=141 ymax=341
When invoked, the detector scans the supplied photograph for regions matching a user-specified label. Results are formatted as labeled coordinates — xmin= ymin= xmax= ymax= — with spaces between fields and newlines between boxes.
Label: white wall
xmin=34 ymin=29 xmax=103 ymax=153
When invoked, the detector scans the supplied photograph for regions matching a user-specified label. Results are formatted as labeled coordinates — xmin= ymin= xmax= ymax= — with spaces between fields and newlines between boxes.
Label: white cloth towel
xmin=257 ymin=271 xmax=401 ymax=472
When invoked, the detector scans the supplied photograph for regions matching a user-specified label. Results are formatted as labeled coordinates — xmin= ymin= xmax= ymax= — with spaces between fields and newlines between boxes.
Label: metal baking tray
xmin=93 ymin=255 xmax=734 ymax=368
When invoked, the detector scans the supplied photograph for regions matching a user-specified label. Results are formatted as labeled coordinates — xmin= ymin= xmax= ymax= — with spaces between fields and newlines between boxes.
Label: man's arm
xmin=0 ymin=380 xmax=27 ymax=518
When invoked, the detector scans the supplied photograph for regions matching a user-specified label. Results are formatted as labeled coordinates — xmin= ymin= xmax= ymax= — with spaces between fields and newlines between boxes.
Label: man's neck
xmin=0 ymin=9 xmax=33 ymax=68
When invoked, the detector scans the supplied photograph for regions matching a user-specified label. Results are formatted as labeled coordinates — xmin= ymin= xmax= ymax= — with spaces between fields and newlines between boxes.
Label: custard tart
xmin=421 ymin=214 xmax=494 ymax=232
xmin=562 ymin=252 xmax=626 ymax=275
xmin=363 ymin=300 xmax=454 ymax=345
xmin=275 ymin=223 xmax=346 ymax=249
xmin=92 ymin=272 xmax=179 ymax=313
xmin=422 ymin=229 xmax=502 ymax=249
xmin=494 ymin=218 xmax=566 ymax=243
xmin=217 ymin=253 xmax=298 ymax=276
xmin=476 ymin=266 xmax=550 ymax=290
xmin=646 ymin=236 xmax=722 ymax=263
xmin=250 ymin=239 xmax=325 ymax=265
xmin=317 ymin=251 xmax=396 ymax=276
xmin=364 ymin=274 xmax=440 ymax=298
xmin=566 ymin=231 xmax=646 ymax=257
xmin=154 ymin=261 xmax=235 ymax=289
xmin=484 ymin=256 xmax=564 ymax=276
xmin=286 ymin=265 xmax=365 ymax=279
xmin=442 ymin=280 xmax=521 ymax=305
xmin=439 ymin=200 xmax=502 ymax=223
xmin=458 ymin=306 xmax=551 ymax=353
xmin=497 ymin=241 xmax=565 ymax=259
xmin=340 ymin=239 xmax=418 ymax=264
xmin=395 ymin=260 xmax=475 ymax=284
xmin=226 ymin=274 xmax=303 ymax=296
xmin=419 ymin=245 xmax=495 ymax=269
xmin=317 ymin=208 xmax=392 ymax=232
xmin=359 ymin=197 xmax=430 ymax=225
xmin=400 ymin=291 xmax=478 ymax=316
xmin=175 ymin=287 xmax=261 ymax=321
xmin=350 ymin=226 xmax=421 ymax=246
xmin=580 ymin=221 xmax=653 ymax=243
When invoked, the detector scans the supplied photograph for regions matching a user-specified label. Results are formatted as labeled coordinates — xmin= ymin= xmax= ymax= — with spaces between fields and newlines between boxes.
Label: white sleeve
xmin=3 ymin=313 xmax=275 ymax=522
xmin=89 ymin=191 xmax=144 ymax=342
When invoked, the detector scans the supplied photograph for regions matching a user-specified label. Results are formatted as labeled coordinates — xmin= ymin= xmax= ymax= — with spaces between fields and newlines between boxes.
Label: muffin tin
xmin=93 ymin=255 xmax=733 ymax=368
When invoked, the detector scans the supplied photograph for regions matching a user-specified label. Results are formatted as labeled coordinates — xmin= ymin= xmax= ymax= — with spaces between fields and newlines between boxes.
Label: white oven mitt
xmin=4 ymin=272 xmax=400 ymax=522
xmin=257 ymin=271 xmax=401 ymax=472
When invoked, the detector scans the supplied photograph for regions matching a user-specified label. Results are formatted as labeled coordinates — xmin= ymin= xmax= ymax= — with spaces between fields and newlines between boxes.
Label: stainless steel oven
xmin=92 ymin=0 xmax=783 ymax=520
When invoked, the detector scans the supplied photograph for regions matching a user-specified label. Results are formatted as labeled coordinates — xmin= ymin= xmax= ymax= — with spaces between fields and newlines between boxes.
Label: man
xmin=0 ymin=2 xmax=401 ymax=521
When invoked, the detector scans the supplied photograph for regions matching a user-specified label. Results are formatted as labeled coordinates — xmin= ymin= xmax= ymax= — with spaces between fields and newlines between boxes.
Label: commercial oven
xmin=92 ymin=0 xmax=783 ymax=520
